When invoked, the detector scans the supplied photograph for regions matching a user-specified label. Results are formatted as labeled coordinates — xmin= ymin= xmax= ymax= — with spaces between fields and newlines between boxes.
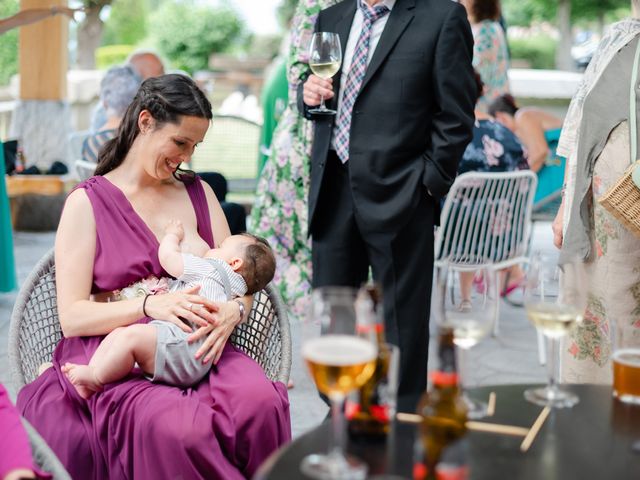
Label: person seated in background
xmin=489 ymin=94 xmax=565 ymax=207
xmin=90 ymin=51 xmax=165 ymax=132
xmin=489 ymin=94 xmax=564 ymax=172
xmin=0 ymin=383 xmax=50 ymax=480
xmin=62 ymin=220 xmax=275 ymax=399
xmin=199 ymin=172 xmax=247 ymax=234
xmin=457 ymin=74 xmax=530 ymax=303
xmin=82 ymin=65 xmax=140 ymax=163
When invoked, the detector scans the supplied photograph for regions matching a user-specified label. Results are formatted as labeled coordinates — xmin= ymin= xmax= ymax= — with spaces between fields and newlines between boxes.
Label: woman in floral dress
xmin=250 ymin=0 xmax=339 ymax=319
xmin=460 ymin=0 xmax=510 ymax=112
xmin=554 ymin=8 xmax=640 ymax=383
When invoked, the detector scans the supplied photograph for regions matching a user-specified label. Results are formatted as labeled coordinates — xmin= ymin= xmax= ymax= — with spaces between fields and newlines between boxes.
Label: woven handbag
xmin=598 ymin=39 xmax=640 ymax=237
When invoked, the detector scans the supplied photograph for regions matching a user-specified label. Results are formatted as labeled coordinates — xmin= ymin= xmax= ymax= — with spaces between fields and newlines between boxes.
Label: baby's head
xmin=205 ymin=233 xmax=276 ymax=294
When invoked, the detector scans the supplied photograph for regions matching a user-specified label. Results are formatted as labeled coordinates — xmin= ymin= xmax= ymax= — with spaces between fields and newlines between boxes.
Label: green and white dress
xmin=250 ymin=0 xmax=340 ymax=319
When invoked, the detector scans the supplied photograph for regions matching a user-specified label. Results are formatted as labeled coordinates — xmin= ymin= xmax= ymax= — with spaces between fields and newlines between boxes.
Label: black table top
xmin=255 ymin=384 xmax=640 ymax=480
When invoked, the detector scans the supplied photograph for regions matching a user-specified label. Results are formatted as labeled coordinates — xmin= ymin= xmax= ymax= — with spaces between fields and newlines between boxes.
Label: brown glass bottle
xmin=347 ymin=284 xmax=392 ymax=440
xmin=416 ymin=327 xmax=468 ymax=478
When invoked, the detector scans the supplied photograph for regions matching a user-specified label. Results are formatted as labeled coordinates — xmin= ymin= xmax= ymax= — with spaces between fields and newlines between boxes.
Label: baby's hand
xmin=165 ymin=220 xmax=184 ymax=240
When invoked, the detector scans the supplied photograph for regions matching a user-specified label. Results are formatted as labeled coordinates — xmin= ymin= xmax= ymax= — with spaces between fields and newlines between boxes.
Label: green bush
xmin=96 ymin=45 xmax=136 ymax=69
xmin=150 ymin=1 xmax=246 ymax=74
xmin=509 ymin=36 xmax=557 ymax=70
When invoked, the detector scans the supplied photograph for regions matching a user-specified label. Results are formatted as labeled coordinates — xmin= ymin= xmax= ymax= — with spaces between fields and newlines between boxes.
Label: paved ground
xmin=0 ymin=224 xmax=556 ymax=437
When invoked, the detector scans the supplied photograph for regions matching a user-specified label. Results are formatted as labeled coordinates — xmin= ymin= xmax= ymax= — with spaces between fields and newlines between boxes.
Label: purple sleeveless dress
xmin=16 ymin=176 xmax=291 ymax=479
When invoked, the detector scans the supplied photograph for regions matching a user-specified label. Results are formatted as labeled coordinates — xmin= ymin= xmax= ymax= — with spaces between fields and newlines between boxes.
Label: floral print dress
xmin=250 ymin=0 xmax=339 ymax=319
xmin=472 ymin=20 xmax=510 ymax=113
xmin=561 ymin=122 xmax=640 ymax=383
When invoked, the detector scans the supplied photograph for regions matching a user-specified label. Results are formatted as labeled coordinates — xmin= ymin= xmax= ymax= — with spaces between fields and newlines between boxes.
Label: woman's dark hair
xmin=96 ymin=74 xmax=212 ymax=180
xmin=471 ymin=0 xmax=501 ymax=22
xmin=472 ymin=70 xmax=485 ymax=105
xmin=488 ymin=94 xmax=519 ymax=117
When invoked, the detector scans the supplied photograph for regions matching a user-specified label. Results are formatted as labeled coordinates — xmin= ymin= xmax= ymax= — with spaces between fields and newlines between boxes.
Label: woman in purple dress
xmin=16 ymin=74 xmax=291 ymax=479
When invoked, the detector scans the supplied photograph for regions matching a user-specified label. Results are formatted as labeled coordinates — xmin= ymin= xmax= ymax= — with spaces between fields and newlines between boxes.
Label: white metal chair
xmin=434 ymin=170 xmax=546 ymax=364
xmin=74 ymin=159 xmax=97 ymax=181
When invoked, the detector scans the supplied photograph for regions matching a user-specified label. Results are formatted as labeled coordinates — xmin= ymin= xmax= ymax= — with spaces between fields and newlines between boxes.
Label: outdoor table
xmin=254 ymin=384 xmax=640 ymax=479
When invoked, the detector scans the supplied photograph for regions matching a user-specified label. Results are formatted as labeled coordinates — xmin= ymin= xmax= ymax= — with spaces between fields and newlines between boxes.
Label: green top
xmin=0 ymin=141 xmax=17 ymax=292
xmin=258 ymin=57 xmax=289 ymax=175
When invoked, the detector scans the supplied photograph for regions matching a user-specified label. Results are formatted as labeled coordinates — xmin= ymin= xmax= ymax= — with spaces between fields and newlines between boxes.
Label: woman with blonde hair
xmin=555 ymin=1 xmax=640 ymax=383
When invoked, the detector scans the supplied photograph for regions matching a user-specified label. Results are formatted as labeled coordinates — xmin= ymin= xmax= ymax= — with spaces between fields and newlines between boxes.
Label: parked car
xmin=571 ymin=31 xmax=599 ymax=70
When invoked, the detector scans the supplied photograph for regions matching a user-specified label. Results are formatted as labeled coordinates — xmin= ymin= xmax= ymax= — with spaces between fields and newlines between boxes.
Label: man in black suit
xmin=299 ymin=0 xmax=475 ymax=412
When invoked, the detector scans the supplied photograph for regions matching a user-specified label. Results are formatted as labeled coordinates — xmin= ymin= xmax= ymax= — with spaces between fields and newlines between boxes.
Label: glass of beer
xmin=301 ymin=286 xmax=378 ymax=479
xmin=523 ymin=254 xmax=585 ymax=408
xmin=613 ymin=325 xmax=640 ymax=404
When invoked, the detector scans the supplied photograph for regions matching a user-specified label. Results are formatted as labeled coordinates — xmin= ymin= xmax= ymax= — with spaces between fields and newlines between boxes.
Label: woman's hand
xmin=188 ymin=300 xmax=243 ymax=365
xmin=552 ymin=200 xmax=565 ymax=249
xmin=143 ymin=285 xmax=217 ymax=333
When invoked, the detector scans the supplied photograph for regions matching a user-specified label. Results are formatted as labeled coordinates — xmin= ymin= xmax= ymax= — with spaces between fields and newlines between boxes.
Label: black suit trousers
xmin=312 ymin=151 xmax=435 ymax=413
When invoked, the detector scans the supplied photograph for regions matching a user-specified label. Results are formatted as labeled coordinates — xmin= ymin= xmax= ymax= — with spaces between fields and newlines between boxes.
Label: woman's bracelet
xmin=142 ymin=294 xmax=151 ymax=317
xmin=234 ymin=299 xmax=245 ymax=322
xmin=50 ymin=6 xmax=58 ymax=16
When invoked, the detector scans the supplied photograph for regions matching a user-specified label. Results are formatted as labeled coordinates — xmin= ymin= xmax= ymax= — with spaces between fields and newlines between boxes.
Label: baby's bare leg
xmin=63 ymin=324 xmax=157 ymax=399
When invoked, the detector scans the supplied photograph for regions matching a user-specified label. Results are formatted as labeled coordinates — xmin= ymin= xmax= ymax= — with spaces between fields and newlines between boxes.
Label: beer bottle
xmin=416 ymin=327 xmax=468 ymax=478
xmin=347 ymin=283 xmax=392 ymax=440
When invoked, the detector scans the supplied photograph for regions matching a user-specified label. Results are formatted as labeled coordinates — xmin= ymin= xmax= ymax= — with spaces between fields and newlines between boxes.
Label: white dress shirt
xmin=331 ymin=0 xmax=396 ymax=150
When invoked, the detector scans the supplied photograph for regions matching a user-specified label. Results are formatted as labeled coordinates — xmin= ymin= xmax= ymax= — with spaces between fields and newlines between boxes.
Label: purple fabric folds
xmin=17 ymin=176 xmax=291 ymax=479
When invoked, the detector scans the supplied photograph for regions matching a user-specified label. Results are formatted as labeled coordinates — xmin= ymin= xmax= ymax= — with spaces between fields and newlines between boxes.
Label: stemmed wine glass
xmin=301 ymin=286 xmax=378 ymax=480
xmin=308 ymin=32 xmax=342 ymax=115
xmin=523 ymin=254 xmax=585 ymax=408
xmin=434 ymin=264 xmax=498 ymax=419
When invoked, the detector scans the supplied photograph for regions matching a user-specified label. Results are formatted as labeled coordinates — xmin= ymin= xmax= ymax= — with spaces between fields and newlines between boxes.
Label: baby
xmin=62 ymin=220 xmax=276 ymax=399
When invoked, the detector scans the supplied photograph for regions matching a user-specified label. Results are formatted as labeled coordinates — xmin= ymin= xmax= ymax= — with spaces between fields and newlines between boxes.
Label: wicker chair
xmin=9 ymin=248 xmax=292 ymax=389
xmin=22 ymin=418 xmax=72 ymax=480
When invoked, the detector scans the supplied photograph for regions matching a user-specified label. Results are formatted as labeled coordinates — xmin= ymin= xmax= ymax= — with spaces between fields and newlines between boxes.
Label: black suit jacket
xmin=299 ymin=0 xmax=475 ymax=233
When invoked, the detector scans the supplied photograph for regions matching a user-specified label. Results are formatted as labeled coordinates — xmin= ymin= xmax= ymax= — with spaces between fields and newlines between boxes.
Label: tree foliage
xmin=503 ymin=0 xmax=630 ymax=26
xmin=0 ymin=0 xmax=19 ymax=85
xmin=102 ymin=0 xmax=148 ymax=46
xmin=150 ymin=0 xmax=246 ymax=74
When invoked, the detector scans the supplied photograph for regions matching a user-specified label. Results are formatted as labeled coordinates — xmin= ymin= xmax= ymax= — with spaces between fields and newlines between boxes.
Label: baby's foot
xmin=62 ymin=363 xmax=103 ymax=399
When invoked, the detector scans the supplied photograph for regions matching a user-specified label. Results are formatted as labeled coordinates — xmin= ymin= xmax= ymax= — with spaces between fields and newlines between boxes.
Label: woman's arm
xmin=56 ymin=190 xmax=211 ymax=337
xmin=516 ymin=114 xmax=550 ymax=172
xmin=552 ymin=159 xmax=570 ymax=249
xmin=55 ymin=190 xmax=150 ymax=337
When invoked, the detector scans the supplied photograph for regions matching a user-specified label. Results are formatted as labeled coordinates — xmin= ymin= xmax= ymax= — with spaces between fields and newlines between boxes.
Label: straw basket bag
xmin=598 ymin=39 xmax=640 ymax=237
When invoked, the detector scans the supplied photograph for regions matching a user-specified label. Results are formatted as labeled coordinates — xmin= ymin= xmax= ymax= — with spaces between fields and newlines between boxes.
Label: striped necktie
xmin=334 ymin=2 xmax=390 ymax=164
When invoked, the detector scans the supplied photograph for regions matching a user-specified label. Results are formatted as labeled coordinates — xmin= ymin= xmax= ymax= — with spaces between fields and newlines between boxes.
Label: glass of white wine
xmin=308 ymin=31 xmax=342 ymax=115
xmin=523 ymin=254 xmax=585 ymax=408
xmin=301 ymin=286 xmax=378 ymax=480
xmin=434 ymin=264 xmax=498 ymax=419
